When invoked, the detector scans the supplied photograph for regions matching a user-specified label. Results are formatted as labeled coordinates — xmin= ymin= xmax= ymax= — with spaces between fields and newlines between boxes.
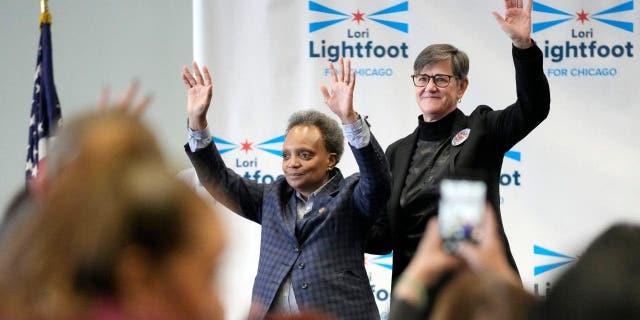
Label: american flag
xmin=25 ymin=12 xmax=62 ymax=183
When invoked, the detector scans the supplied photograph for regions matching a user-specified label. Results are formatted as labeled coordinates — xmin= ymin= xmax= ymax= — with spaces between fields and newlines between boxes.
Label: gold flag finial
xmin=39 ymin=0 xmax=52 ymax=25
xmin=40 ymin=0 xmax=48 ymax=14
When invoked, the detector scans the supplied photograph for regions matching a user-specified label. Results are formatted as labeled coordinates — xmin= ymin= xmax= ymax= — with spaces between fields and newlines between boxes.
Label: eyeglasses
xmin=411 ymin=74 xmax=454 ymax=88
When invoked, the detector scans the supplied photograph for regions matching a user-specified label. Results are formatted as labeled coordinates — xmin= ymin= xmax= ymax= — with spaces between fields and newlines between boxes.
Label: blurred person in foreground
xmin=365 ymin=0 xmax=550 ymax=313
xmin=30 ymin=83 xmax=152 ymax=198
xmin=0 ymin=84 xmax=151 ymax=240
xmin=389 ymin=205 xmax=535 ymax=320
xmin=181 ymin=57 xmax=391 ymax=319
xmin=0 ymin=108 xmax=226 ymax=320
xmin=0 ymin=187 xmax=34 ymax=239
xmin=531 ymin=223 xmax=640 ymax=320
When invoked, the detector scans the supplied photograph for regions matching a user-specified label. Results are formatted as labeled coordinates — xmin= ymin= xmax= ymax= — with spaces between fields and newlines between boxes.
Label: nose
xmin=425 ymin=78 xmax=438 ymax=91
xmin=285 ymin=156 xmax=301 ymax=168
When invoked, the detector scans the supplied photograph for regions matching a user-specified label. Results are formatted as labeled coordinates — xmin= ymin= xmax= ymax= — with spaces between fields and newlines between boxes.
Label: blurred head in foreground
xmin=533 ymin=223 xmax=640 ymax=320
xmin=431 ymin=271 xmax=535 ymax=320
xmin=0 ymin=110 xmax=225 ymax=320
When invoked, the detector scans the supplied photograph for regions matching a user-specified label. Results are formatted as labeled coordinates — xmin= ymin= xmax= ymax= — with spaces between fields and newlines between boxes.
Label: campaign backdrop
xmin=191 ymin=1 xmax=640 ymax=318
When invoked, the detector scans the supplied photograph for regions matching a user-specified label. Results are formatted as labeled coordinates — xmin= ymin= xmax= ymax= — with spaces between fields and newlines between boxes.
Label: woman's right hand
xmin=181 ymin=61 xmax=213 ymax=131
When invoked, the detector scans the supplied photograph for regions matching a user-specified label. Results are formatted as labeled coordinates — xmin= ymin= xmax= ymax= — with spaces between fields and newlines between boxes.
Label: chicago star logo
xmin=309 ymin=1 xmax=408 ymax=33
xmin=533 ymin=1 xmax=634 ymax=32
xmin=214 ymin=135 xmax=284 ymax=157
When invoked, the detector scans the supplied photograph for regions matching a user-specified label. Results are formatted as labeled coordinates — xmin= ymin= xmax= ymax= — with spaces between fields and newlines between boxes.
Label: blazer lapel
xmin=446 ymin=109 xmax=470 ymax=174
xmin=296 ymin=170 xmax=343 ymax=243
xmin=275 ymin=185 xmax=298 ymax=244
xmin=285 ymin=196 xmax=298 ymax=238
xmin=389 ymin=129 xmax=418 ymax=214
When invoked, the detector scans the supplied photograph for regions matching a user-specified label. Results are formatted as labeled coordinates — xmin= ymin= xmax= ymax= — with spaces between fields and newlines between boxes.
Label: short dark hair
xmin=414 ymin=44 xmax=469 ymax=80
xmin=286 ymin=110 xmax=345 ymax=163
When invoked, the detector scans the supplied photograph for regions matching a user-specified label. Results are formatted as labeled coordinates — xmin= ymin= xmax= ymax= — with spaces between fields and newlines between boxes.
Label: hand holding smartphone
xmin=438 ymin=178 xmax=487 ymax=253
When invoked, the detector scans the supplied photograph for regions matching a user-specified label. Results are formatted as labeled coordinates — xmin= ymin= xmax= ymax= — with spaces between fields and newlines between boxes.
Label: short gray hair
xmin=413 ymin=44 xmax=469 ymax=80
xmin=285 ymin=110 xmax=344 ymax=163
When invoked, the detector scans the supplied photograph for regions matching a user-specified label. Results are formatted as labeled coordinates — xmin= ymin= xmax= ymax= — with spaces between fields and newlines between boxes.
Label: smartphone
xmin=438 ymin=178 xmax=487 ymax=253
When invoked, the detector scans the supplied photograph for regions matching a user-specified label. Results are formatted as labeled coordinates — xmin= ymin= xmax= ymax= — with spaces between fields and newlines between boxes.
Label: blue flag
xmin=26 ymin=14 xmax=62 ymax=183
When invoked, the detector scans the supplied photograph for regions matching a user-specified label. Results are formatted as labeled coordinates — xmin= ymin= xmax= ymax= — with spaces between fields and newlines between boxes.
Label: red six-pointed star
xmin=576 ymin=9 xmax=589 ymax=24
xmin=240 ymin=139 xmax=253 ymax=153
xmin=352 ymin=10 xmax=365 ymax=24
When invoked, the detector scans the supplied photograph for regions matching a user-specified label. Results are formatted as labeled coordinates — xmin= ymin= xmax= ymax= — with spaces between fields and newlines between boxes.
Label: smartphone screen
xmin=438 ymin=178 xmax=487 ymax=253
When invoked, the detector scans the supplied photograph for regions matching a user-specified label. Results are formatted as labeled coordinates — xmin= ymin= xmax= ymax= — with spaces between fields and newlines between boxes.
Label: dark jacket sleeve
xmin=184 ymin=142 xmax=264 ymax=224
xmin=363 ymin=142 xmax=397 ymax=254
xmin=363 ymin=207 xmax=393 ymax=254
xmin=349 ymin=132 xmax=392 ymax=222
xmin=483 ymin=42 xmax=551 ymax=152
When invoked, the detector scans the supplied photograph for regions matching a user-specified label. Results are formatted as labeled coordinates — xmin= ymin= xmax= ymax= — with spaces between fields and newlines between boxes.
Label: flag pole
xmin=27 ymin=0 xmax=61 ymax=183
xmin=40 ymin=0 xmax=51 ymax=24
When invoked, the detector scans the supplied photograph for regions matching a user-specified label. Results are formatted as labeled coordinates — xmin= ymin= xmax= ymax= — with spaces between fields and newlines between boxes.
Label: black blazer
xmin=366 ymin=43 xmax=551 ymax=287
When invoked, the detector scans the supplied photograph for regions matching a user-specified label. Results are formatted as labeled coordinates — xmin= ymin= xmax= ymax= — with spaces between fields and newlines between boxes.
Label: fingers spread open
xmin=337 ymin=57 xmax=345 ymax=82
xmin=343 ymin=58 xmax=351 ymax=84
xmin=132 ymin=95 xmax=152 ymax=116
xmin=97 ymin=87 xmax=109 ymax=110
xmin=350 ymin=70 xmax=356 ymax=88
xmin=192 ymin=61 xmax=205 ymax=85
xmin=328 ymin=61 xmax=337 ymax=83
xmin=319 ymin=84 xmax=331 ymax=102
xmin=491 ymin=11 xmax=506 ymax=25
xmin=203 ymin=66 xmax=213 ymax=85
xmin=182 ymin=65 xmax=197 ymax=87
xmin=116 ymin=81 xmax=139 ymax=109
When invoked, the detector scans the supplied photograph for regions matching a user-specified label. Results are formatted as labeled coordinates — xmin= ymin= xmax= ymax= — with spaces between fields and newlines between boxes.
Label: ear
xmin=457 ymin=77 xmax=469 ymax=100
xmin=327 ymin=153 xmax=338 ymax=170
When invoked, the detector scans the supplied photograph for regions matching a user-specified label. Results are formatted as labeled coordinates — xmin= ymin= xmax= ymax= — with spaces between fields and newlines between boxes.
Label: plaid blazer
xmin=186 ymin=134 xmax=391 ymax=320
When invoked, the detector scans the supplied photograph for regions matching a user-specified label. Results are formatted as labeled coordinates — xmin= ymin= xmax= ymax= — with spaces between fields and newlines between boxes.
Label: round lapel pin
xmin=452 ymin=128 xmax=470 ymax=146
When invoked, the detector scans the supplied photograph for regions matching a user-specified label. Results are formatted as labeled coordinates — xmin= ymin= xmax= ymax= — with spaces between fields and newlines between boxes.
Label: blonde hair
xmin=0 ymin=110 xmax=222 ymax=319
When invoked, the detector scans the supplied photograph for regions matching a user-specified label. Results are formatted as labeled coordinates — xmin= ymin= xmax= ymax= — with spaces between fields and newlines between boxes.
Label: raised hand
xmin=181 ymin=61 xmax=213 ymax=131
xmin=404 ymin=217 xmax=462 ymax=287
xmin=456 ymin=204 xmax=521 ymax=286
xmin=392 ymin=217 xmax=462 ymax=306
xmin=320 ymin=57 xmax=358 ymax=124
xmin=97 ymin=81 xmax=152 ymax=116
xmin=492 ymin=0 xmax=533 ymax=49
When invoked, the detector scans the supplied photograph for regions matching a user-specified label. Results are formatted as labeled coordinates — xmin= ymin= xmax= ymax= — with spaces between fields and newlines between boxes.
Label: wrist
xmin=394 ymin=273 xmax=429 ymax=309
xmin=492 ymin=260 xmax=521 ymax=286
xmin=188 ymin=116 xmax=207 ymax=131
xmin=513 ymin=38 xmax=533 ymax=50
xmin=341 ymin=112 xmax=358 ymax=125
xmin=405 ymin=263 xmax=441 ymax=288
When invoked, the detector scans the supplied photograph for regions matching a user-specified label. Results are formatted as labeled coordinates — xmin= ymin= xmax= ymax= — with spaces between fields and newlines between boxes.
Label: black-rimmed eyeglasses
xmin=411 ymin=74 xmax=454 ymax=88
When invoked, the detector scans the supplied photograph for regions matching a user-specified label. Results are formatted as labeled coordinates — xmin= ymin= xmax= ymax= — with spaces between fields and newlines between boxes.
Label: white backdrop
xmin=190 ymin=1 xmax=640 ymax=319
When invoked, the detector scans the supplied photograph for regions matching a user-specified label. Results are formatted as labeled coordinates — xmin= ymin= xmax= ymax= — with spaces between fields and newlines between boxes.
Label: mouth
xmin=287 ymin=172 xmax=305 ymax=179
